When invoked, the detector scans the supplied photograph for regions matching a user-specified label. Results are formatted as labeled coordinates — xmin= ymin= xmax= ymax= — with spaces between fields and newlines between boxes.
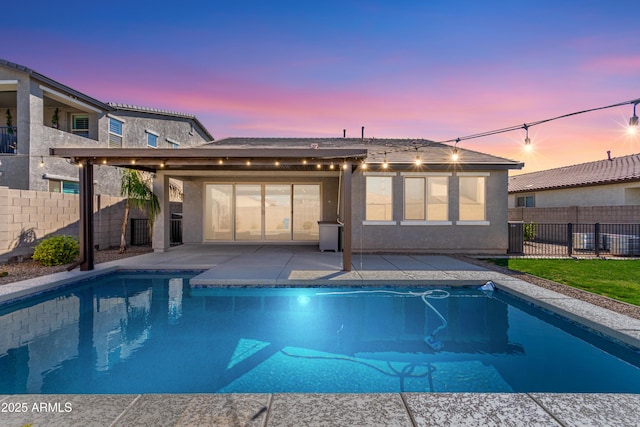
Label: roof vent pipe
xmin=343 ymin=129 xmax=346 ymax=138
xmin=607 ymin=150 xmax=612 ymax=161
xmin=361 ymin=126 xmax=365 ymax=140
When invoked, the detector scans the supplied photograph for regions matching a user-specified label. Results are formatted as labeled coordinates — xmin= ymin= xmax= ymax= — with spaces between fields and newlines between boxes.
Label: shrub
xmin=32 ymin=235 xmax=80 ymax=266
xmin=524 ymin=222 xmax=537 ymax=242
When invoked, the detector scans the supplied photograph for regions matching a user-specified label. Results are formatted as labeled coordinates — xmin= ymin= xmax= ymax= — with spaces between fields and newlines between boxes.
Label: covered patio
xmin=50 ymin=147 xmax=368 ymax=272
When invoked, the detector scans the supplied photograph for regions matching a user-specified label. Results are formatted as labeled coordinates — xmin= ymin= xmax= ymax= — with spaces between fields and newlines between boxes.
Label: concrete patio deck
xmin=1 ymin=244 xmax=639 ymax=426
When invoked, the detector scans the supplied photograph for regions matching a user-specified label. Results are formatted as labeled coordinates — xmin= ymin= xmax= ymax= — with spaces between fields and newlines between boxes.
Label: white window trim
xmin=166 ymin=137 xmax=180 ymax=145
xmin=146 ymin=131 xmax=159 ymax=148
xmin=362 ymin=220 xmax=397 ymax=226
xmin=400 ymin=220 xmax=452 ymax=226
xmin=145 ymin=129 xmax=159 ymax=137
xmin=400 ymin=172 xmax=452 ymax=177
xmin=107 ymin=114 xmax=126 ymax=123
xmin=363 ymin=172 xmax=397 ymax=177
xmin=457 ymin=172 xmax=490 ymax=177
xmin=456 ymin=220 xmax=491 ymax=226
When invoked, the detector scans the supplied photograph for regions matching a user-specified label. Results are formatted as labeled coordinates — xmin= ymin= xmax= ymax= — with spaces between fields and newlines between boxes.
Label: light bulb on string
xmin=382 ymin=152 xmax=388 ymax=169
xmin=523 ymin=124 xmax=533 ymax=152
xmin=629 ymin=102 xmax=639 ymax=135
xmin=414 ymin=147 xmax=422 ymax=166
xmin=451 ymin=139 xmax=460 ymax=162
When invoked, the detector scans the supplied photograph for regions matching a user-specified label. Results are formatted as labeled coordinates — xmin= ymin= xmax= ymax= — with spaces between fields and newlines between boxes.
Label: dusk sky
xmin=3 ymin=0 xmax=639 ymax=173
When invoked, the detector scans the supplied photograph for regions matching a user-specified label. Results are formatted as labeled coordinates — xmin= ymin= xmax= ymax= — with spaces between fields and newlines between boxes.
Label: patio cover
xmin=50 ymin=147 xmax=369 ymax=271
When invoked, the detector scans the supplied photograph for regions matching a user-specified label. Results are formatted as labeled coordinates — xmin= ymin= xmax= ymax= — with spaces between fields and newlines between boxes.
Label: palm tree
xmin=119 ymin=169 xmax=160 ymax=253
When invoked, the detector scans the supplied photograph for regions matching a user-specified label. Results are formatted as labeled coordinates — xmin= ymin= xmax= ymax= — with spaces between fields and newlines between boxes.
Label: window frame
xmin=363 ymin=172 xmax=396 ymax=225
xmin=516 ymin=194 xmax=535 ymax=208
xmin=71 ymin=114 xmax=89 ymax=138
xmin=456 ymin=172 xmax=490 ymax=225
xmin=108 ymin=117 xmax=124 ymax=148
xmin=146 ymin=130 xmax=159 ymax=148
xmin=400 ymin=172 xmax=451 ymax=225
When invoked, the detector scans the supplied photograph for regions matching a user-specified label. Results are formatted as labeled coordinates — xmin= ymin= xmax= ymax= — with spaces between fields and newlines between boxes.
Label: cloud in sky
xmin=2 ymin=0 xmax=639 ymax=172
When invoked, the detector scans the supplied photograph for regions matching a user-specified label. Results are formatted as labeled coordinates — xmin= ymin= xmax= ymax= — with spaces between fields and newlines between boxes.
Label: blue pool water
xmin=1 ymin=272 xmax=640 ymax=394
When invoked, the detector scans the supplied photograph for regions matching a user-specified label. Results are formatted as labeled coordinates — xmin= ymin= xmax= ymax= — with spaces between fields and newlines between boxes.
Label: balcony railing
xmin=0 ymin=126 xmax=17 ymax=154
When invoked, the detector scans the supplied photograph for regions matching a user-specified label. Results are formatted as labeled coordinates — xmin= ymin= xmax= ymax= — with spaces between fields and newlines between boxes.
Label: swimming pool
xmin=1 ymin=272 xmax=639 ymax=394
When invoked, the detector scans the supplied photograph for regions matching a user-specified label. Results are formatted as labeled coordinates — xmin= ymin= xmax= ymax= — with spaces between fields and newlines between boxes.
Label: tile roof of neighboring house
xmin=0 ymin=58 xmax=112 ymax=111
xmin=509 ymin=153 xmax=640 ymax=193
xmin=204 ymin=137 xmax=524 ymax=169
xmin=108 ymin=103 xmax=213 ymax=141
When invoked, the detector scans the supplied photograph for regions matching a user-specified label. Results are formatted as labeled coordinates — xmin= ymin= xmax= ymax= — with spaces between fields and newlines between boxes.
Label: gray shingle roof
xmin=509 ymin=153 xmax=640 ymax=193
xmin=205 ymin=137 xmax=524 ymax=169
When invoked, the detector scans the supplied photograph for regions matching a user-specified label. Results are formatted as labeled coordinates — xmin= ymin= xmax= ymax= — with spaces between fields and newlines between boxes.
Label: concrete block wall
xmin=509 ymin=205 xmax=640 ymax=224
xmin=0 ymin=186 xmax=150 ymax=262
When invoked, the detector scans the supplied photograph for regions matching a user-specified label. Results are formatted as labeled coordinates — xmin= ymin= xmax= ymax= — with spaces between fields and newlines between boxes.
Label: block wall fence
xmin=0 ymin=186 xmax=153 ymax=263
xmin=509 ymin=205 xmax=640 ymax=224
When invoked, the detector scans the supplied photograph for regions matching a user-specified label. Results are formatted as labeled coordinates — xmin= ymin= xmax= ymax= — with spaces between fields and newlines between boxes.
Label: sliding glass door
xmin=204 ymin=183 xmax=320 ymax=242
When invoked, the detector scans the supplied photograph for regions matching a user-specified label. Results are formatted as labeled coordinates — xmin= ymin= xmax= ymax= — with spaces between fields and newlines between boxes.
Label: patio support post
xmin=342 ymin=161 xmax=352 ymax=271
xmin=78 ymin=159 xmax=94 ymax=271
xmin=152 ymin=173 xmax=170 ymax=252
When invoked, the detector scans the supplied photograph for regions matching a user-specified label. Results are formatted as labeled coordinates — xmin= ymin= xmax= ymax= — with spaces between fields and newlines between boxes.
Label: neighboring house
xmin=508 ymin=153 xmax=640 ymax=225
xmin=509 ymin=153 xmax=640 ymax=208
xmin=52 ymin=137 xmax=524 ymax=269
xmin=0 ymin=58 xmax=212 ymax=196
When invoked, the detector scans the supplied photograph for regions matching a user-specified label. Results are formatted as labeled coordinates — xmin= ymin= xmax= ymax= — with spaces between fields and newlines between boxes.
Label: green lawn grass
xmin=486 ymin=259 xmax=640 ymax=306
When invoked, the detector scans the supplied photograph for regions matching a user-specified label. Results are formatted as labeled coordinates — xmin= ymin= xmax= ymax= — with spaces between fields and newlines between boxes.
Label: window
xmin=516 ymin=195 xmax=535 ymax=207
xmin=109 ymin=118 xmax=123 ymax=148
xmin=403 ymin=175 xmax=449 ymax=222
xmin=49 ymin=179 xmax=80 ymax=194
xmin=167 ymin=138 xmax=180 ymax=149
xmin=146 ymin=131 xmax=158 ymax=148
xmin=204 ymin=183 xmax=320 ymax=241
xmin=365 ymin=175 xmax=394 ymax=222
xmin=459 ymin=176 xmax=486 ymax=221
xmin=72 ymin=114 xmax=89 ymax=138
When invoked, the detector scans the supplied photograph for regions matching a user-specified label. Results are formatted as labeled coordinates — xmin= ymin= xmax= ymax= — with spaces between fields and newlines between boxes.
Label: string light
xmin=361 ymin=96 xmax=640 ymax=164
xmin=218 ymin=159 xmax=224 ymax=165
xmin=382 ymin=152 xmax=389 ymax=169
xmin=316 ymin=163 xmax=322 ymax=169
xmin=451 ymin=139 xmax=460 ymax=162
xmin=302 ymin=159 xmax=308 ymax=165
xmin=329 ymin=162 xmax=335 ymax=170
xmin=629 ymin=102 xmax=639 ymax=135
xmin=414 ymin=147 xmax=422 ymax=166
xmin=361 ymin=161 xmax=368 ymax=170
xmin=246 ymin=159 xmax=251 ymax=166
xmin=523 ymin=124 xmax=533 ymax=152
xmin=275 ymin=160 xmax=280 ymax=167
xmin=102 ymin=159 xmax=107 ymax=165
xmin=39 ymin=156 xmax=44 ymax=167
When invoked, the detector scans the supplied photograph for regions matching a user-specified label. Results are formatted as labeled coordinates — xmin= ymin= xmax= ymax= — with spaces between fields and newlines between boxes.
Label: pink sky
xmin=2 ymin=1 xmax=639 ymax=173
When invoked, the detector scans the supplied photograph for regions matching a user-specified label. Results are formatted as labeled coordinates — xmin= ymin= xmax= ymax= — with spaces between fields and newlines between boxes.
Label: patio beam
xmin=342 ymin=162 xmax=352 ymax=271
xmin=78 ymin=160 xmax=94 ymax=271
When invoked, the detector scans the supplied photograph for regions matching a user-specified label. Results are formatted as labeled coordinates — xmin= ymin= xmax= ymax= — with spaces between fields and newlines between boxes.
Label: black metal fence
xmin=0 ymin=127 xmax=17 ymax=154
xmin=508 ymin=222 xmax=640 ymax=257
xmin=130 ymin=218 xmax=183 ymax=246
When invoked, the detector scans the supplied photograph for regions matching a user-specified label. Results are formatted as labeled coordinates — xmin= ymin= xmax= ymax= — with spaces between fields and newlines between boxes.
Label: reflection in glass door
xmin=204 ymin=184 xmax=233 ymax=240
xmin=293 ymin=185 xmax=320 ymax=240
xmin=235 ymin=185 xmax=262 ymax=240
xmin=265 ymin=185 xmax=292 ymax=240
xmin=205 ymin=183 xmax=320 ymax=242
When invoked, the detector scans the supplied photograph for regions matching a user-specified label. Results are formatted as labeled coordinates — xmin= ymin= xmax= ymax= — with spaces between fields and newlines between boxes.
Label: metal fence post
xmin=594 ymin=223 xmax=600 ymax=257
xmin=567 ymin=223 xmax=573 ymax=256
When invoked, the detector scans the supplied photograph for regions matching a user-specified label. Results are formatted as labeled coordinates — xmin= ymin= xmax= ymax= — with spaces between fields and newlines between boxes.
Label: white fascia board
xmin=0 ymin=80 xmax=18 ymax=90
xmin=40 ymin=85 xmax=102 ymax=113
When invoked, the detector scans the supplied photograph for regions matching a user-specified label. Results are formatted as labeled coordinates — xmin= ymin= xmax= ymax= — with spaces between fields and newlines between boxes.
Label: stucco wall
xmin=180 ymin=169 xmax=510 ymax=254
xmin=351 ymin=170 xmax=509 ymax=254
